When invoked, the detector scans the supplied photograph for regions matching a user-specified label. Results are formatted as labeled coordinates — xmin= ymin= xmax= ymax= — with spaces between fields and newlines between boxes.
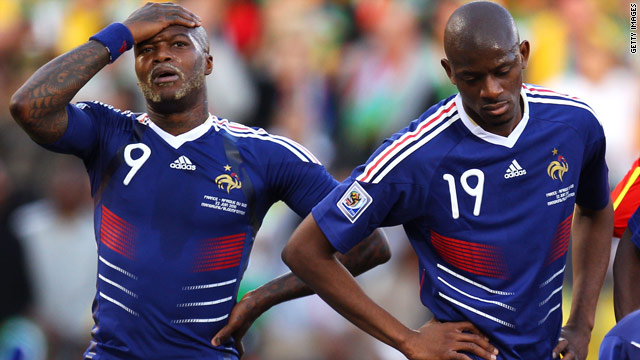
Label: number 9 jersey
xmin=312 ymin=84 xmax=609 ymax=360
xmin=42 ymin=101 xmax=337 ymax=360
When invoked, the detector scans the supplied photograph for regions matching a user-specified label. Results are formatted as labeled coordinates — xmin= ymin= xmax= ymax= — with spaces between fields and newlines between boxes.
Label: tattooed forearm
xmin=255 ymin=229 xmax=391 ymax=310
xmin=10 ymin=41 xmax=109 ymax=144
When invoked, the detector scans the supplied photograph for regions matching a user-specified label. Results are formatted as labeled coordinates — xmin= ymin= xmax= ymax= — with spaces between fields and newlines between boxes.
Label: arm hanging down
xmin=553 ymin=201 xmax=613 ymax=360
xmin=613 ymin=227 xmax=640 ymax=321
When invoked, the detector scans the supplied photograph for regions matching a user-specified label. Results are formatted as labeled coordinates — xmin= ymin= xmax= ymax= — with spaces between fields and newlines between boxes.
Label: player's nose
xmin=480 ymin=75 xmax=503 ymax=100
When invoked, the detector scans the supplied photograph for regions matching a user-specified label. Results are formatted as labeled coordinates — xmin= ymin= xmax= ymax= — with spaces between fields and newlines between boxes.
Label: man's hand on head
xmin=123 ymin=2 xmax=201 ymax=45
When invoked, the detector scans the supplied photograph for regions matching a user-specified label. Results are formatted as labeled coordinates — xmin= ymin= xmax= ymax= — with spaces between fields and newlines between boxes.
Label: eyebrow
xmin=137 ymin=33 xmax=193 ymax=47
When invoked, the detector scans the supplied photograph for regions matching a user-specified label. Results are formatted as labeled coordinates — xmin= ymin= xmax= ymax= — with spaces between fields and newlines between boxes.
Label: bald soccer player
xmin=282 ymin=2 xmax=612 ymax=360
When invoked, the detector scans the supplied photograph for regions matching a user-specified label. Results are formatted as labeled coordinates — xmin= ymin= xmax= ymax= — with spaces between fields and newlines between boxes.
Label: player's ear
xmin=205 ymin=54 xmax=213 ymax=75
xmin=519 ymin=40 xmax=530 ymax=70
xmin=441 ymin=58 xmax=456 ymax=85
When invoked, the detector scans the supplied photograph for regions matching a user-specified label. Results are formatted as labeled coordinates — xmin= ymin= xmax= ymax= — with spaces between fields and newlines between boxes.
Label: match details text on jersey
xmin=546 ymin=184 xmax=576 ymax=206
xmin=201 ymin=195 xmax=248 ymax=215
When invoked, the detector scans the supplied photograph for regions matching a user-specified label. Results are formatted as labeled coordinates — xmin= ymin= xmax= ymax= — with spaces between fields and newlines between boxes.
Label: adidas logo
xmin=170 ymin=156 xmax=196 ymax=171
xmin=504 ymin=159 xmax=526 ymax=179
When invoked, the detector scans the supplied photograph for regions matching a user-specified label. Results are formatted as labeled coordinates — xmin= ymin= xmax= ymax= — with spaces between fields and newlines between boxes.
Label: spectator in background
xmin=11 ymin=156 xmax=96 ymax=360
xmin=0 ymin=159 xmax=46 ymax=360
xmin=547 ymin=34 xmax=640 ymax=185
xmin=335 ymin=0 xmax=437 ymax=167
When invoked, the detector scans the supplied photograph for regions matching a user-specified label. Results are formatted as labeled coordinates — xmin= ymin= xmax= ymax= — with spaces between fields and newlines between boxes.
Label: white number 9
xmin=123 ymin=143 xmax=151 ymax=186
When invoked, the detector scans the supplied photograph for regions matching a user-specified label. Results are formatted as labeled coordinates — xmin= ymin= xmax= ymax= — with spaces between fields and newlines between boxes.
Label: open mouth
xmin=151 ymin=66 xmax=181 ymax=84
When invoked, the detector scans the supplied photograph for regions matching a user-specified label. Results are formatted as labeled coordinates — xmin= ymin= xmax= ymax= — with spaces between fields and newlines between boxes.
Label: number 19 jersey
xmin=312 ymin=84 xmax=609 ymax=359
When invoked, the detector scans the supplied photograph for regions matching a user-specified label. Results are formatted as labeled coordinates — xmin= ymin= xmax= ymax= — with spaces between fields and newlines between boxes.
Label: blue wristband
xmin=89 ymin=23 xmax=134 ymax=63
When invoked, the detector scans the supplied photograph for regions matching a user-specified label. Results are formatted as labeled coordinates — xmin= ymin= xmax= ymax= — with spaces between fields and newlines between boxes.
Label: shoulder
xmin=356 ymin=95 xmax=461 ymax=184
xmin=74 ymin=101 xmax=135 ymax=118
xmin=213 ymin=117 xmax=321 ymax=165
xmin=523 ymin=84 xmax=600 ymax=126
xmin=606 ymin=309 xmax=640 ymax=341
xmin=71 ymin=101 xmax=138 ymax=128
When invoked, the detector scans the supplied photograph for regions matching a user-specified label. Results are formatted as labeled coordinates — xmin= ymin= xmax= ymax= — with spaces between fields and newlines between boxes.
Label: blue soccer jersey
xmin=44 ymin=102 xmax=337 ymax=359
xmin=599 ymin=309 xmax=640 ymax=360
xmin=313 ymin=84 xmax=609 ymax=359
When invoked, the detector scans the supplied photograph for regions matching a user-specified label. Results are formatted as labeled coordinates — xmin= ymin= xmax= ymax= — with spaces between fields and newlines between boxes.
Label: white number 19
xmin=442 ymin=169 xmax=484 ymax=219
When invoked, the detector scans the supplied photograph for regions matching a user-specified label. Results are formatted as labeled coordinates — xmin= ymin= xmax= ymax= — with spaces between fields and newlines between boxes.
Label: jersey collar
xmin=455 ymin=89 xmax=530 ymax=148
xmin=138 ymin=113 xmax=214 ymax=149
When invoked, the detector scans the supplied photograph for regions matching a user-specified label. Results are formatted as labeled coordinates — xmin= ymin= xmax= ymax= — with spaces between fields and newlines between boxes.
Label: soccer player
xmin=598 ymin=309 xmax=640 ymax=360
xmin=282 ymin=2 xmax=613 ymax=360
xmin=9 ymin=3 xmax=392 ymax=359
xmin=611 ymin=157 xmax=640 ymax=238
xmin=600 ymin=203 xmax=640 ymax=359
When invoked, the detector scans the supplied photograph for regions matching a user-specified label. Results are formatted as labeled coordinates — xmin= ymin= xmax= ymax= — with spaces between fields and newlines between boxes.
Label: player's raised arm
xmin=9 ymin=2 xmax=201 ymax=144
xmin=282 ymin=214 xmax=499 ymax=360
xmin=212 ymin=228 xmax=390 ymax=356
xmin=553 ymin=201 xmax=613 ymax=360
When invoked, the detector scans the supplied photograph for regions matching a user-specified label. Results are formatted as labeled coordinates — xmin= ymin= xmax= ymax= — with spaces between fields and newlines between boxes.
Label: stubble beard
xmin=139 ymin=63 xmax=205 ymax=103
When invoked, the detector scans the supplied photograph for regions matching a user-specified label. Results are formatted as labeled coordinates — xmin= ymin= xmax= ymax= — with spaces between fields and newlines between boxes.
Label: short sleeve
xmin=40 ymin=103 xmax=100 ymax=158
xmin=575 ymin=114 xmax=610 ymax=210
xmin=269 ymin=160 xmax=338 ymax=217
xmin=254 ymin=135 xmax=338 ymax=217
xmin=312 ymin=164 xmax=422 ymax=254
xmin=42 ymin=102 xmax=133 ymax=161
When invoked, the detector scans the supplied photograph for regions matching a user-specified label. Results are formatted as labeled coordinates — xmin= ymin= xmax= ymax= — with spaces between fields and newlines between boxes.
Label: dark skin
xmin=283 ymin=2 xmax=612 ymax=360
xmin=10 ymin=2 xmax=392 ymax=358
xmin=613 ymin=228 xmax=640 ymax=321
xmin=283 ymin=216 xmax=498 ymax=360
xmin=442 ymin=3 xmax=612 ymax=359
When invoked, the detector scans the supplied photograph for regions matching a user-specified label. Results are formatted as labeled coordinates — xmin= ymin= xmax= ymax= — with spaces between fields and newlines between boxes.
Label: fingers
xmin=552 ymin=337 xmax=568 ymax=359
xmin=159 ymin=3 xmax=201 ymax=27
xmin=449 ymin=352 xmax=474 ymax=360
xmin=457 ymin=333 xmax=498 ymax=358
xmin=211 ymin=325 xmax=233 ymax=347
xmin=234 ymin=335 xmax=245 ymax=358
xmin=455 ymin=341 xmax=498 ymax=360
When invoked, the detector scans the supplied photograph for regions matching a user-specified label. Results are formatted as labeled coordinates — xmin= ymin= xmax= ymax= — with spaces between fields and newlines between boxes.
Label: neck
xmin=145 ymin=91 xmax=209 ymax=136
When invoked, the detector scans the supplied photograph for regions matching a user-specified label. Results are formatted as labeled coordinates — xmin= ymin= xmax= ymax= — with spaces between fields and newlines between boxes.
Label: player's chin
xmin=480 ymin=106 xmax=515 ymax=125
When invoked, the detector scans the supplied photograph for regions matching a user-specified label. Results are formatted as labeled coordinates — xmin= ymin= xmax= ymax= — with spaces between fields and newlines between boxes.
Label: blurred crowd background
xmin=0 ymin=0 xmax=638 ymax=359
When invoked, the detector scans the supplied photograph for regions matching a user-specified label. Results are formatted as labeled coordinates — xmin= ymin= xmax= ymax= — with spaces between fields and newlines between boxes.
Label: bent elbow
xmin=375 ymin=230 xmax=392 ymax=265
xmin=281 ymin=243 xmax=298 ymax=271
xmin=9 ymin=91 xmax=30 ymax=126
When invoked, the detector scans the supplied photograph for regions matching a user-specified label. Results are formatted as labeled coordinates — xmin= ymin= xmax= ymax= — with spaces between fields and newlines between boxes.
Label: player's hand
xmin=211 ymin=290 xmax=264 ymax=358
xmin=552 ymin=323 xmax=591 ymax=360
xmin=400 ymin=319 xmax=498 ymax=360
xmin=123 ymin=2 xmax=202 ymax=45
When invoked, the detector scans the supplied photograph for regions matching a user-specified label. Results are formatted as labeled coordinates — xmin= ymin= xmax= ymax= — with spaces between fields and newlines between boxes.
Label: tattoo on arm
xmin=10 ymin=41 xmax=109 ymax=143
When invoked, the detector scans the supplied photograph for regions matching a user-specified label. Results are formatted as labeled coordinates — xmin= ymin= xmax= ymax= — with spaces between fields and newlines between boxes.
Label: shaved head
xmin=444 ymin=1 xmax=519 ymax=62
xmin=440 ymin=1 xmax=530 ymax=137
xmin=190 ymin=26 xmax=210 ymax=54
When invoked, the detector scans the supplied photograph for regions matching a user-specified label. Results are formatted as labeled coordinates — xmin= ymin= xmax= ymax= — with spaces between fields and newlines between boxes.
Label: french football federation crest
xmin=547 ymin=154 xmax=569 ymax=181
xmin=215 ymin=164 xmax=242 ymax=193
xmin=337 ymin=182 xmax=372 ymax=223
